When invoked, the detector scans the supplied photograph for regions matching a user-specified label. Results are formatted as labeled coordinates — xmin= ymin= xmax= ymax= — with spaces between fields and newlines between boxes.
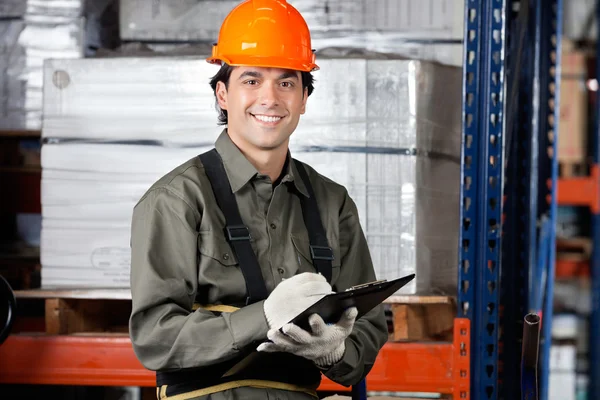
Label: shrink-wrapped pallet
xmin=0 ymin=0 xmax=85 ymax=130
xmin=41 ymin=56 xmax=461 ymax=294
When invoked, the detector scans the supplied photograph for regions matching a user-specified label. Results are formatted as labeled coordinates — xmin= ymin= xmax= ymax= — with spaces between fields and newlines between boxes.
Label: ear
xmin=300 ymin=86 xmax=308 ymax=115
xmin=216 ymin=81 xmax=228 ymax=110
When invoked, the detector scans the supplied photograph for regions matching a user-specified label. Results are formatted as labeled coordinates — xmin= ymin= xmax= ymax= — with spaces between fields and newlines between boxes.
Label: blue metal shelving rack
xmin=590 ymin=3 xmax=600 ymax=399
xmin=461 ymin=0 xmax=562 ymax=399
xmin=346 ymin=3 xmax=564 ymax=400
xmin=0 ymin=1 xmax=574 ymax=399
xmin=459 ymin=1 xmax=506 ymax=399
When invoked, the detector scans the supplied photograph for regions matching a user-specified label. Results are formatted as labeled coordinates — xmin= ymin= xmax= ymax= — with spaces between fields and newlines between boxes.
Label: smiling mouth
xmin=251 ymin=114 xmax=283 ymax=123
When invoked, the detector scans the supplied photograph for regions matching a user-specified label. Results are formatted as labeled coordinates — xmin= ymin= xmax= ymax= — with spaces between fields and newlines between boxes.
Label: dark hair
xmin=209 ymin=63 xmax=315 ymax=125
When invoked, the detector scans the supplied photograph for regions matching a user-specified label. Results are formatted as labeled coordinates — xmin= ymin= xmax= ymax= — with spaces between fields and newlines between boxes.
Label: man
xmin=129 ymin=1 xmax=388 ymax=399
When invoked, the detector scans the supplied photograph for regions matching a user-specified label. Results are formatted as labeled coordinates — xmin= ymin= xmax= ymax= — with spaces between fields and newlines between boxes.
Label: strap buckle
xmin=310 ymin=245 xmax=334 ymax=261
xmin=225 ymin=225 xmax=251 ymax=241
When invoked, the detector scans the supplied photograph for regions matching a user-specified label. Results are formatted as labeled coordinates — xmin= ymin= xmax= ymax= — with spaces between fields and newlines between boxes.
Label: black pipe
xmin=521 ymin=313 xmax=541 ymax=400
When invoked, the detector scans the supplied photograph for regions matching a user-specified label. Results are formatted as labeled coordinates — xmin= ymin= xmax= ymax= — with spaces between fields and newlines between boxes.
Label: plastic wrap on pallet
xmin=292 ymin=60 xmax=462 ymax=294
xmin=24 ymin=0 xmax=84 ymax=21
xmin=42 ymin=57 xmax=217 ymax=144
xmin=0 ymin=0 xmax=26 ymax=17
xmin=119 ymin=0 xmax=237 ymax=43
xmin=119 ymin=0 xmax=463 ymax=41
xmin=118 ymin=0 xmax=463 ymax=66
xmin=41 ymin=219 xmax=132 ymax=288
xmin=40 ymin=57 xmax=461 ymax=293
xmin=0 ymin=2 xmax=85 ymax=130
xmin=563 ymin=0 xmax=596 ymax=42
xmin=40 ymin=142 xmax=211 ymax=221
xmin=0 ymin=19 xmax=28 ymax=129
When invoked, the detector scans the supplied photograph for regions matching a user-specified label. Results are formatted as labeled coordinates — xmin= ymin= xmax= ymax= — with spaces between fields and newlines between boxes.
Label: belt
xmin=156 ymin=379 xmax=318 ymax=399
xmin=191 ymin=303 xmax=240 ymax=313
xmin=154 ymin=304 xmax=320 ymax=400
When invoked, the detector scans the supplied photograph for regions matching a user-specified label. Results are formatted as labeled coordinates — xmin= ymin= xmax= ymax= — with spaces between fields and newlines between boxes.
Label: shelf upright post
xmin=536 ymin=1 xmax=562 ymax=399
xmin=459 ymin=0 xmax=508 ymax=399
xmin=590 ymin=2 xmax=600 ymax=399
xmin=499 ymin=1 xmax=562 ymax=399
xmin=499 ymin=1 xmax=534 ymax=397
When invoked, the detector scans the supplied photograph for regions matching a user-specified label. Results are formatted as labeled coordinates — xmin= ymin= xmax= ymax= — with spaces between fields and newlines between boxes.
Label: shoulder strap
xmin=293 ymin=160 xmax=334 ymax=282
xmin=199 ymin=149 xmax=269 ymax=304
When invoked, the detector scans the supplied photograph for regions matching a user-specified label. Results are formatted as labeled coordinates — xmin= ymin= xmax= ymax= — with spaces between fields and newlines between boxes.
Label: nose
xmin=259 ymin=81 xmax=279 ymax=108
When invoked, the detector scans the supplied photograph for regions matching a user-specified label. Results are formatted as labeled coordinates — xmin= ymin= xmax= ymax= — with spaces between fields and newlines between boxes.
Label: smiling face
xmin=215 ymin=66 xmax=308 ymax=153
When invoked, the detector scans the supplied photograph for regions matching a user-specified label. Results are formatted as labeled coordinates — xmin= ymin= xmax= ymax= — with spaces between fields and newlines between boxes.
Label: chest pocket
xmin=197 ymin=232 xmax=239 ymax=267
xmin=290 ymin=234 xmax=341 ymax=285
xmin=197 ymin=231 xmax=250 ymax=305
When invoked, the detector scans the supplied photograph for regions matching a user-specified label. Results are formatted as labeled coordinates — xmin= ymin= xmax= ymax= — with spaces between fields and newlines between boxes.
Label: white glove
xmin=257 ymin=306 xmax=358 ymax=367
xmin=263 ymin=272 xmax=332 ymax=330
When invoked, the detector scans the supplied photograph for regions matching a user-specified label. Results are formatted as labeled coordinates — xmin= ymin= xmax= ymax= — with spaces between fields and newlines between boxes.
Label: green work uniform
xmin=129 ymin=129 xmax=388 ymax=399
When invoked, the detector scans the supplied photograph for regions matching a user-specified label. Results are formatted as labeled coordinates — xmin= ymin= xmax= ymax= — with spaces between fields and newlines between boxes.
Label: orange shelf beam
xmin=555 ymin=259 xmax=589 ymax=278
xmin=0 ymin=334 xmax=154 ymax=387
xmin=557 ymin=164 xmax=600 ymax=213
xmin=0 ymin=319 xmax=470 ymax=398
xmin=320 ymin=318 xmax=470 ymax=397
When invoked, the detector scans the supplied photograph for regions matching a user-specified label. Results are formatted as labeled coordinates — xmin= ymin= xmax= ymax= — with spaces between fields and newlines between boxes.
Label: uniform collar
xmin=287 ymin=153 xmax=310 ymax=197
xmin=214 ymin=129 xmax=310 ymax=197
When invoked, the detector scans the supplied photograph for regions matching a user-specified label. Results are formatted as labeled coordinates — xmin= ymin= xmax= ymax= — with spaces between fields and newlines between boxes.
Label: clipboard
xmin=221 ymin=273 xmax=415 ymax=378
xmin=287 ymin=273 xmax=415 ymax=332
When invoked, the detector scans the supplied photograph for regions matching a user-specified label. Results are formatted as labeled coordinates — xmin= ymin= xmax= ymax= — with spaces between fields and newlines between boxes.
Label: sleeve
xmin=129 ymin=187 xmax=269 ymax=371
xmin=321 ymin=191 xmax=389 ymax=386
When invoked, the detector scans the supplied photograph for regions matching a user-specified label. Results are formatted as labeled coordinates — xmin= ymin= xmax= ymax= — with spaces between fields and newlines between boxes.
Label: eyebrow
xmin=238 ymin=71 xmax=262 ymax=80
xmin=277 ymin=71 xmax=300 ymax=81
xmin=238 ymin=70 xmax=300 ymax=81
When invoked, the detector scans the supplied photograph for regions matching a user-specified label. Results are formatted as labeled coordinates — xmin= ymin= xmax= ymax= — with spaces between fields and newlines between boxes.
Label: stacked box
xmin=118 ymin=0 xmax=463 ymax=67
xmin=119 ymin=0 xmax=464 ymax=42
xmin=0 ymin=0 xmax=26 ymax=18
xmin=558 ymin=39 xmax=588 ymax=167
xmin=41 ymin=56 xmax=462 ymax=293
xmin=549 ymin=314 xmax=580 ymax=400
xmin=0 ymin=0 xmax=85 ymax=130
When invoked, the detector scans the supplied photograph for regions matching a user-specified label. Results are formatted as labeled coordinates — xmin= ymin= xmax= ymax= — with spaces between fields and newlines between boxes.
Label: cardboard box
xmin=558 ymin=42 xmax=588 ymax=165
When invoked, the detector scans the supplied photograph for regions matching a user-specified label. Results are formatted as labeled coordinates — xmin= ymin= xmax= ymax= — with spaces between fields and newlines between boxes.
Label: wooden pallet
xmin=13 ymin=289 xmax=456 ymax=342
xmin=384 ymin=295 xmax=456 ymax=342
xmin=13 ymin=289 xmax=131 ymax=335
xmin=556 ymin=236 xmax=592 ymax=261
xmin=559 ymin=160 xmax=587 ymax=178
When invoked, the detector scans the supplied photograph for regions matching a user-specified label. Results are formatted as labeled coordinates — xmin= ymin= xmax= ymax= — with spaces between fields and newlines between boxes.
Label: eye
xmin=280 ymin=81 xmax=294 ymax=88
xmin=244 ymin=79 xmax=258 ymax=85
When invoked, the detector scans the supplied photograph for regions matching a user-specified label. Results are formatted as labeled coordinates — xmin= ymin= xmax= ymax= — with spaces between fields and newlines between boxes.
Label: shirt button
xmin=270 ymin=223 xmax=277 ymax=229
xmin=222 ymin=253 xmax=230 ymax=260
xmin=278 ymin=268 xmax=285 ymax=275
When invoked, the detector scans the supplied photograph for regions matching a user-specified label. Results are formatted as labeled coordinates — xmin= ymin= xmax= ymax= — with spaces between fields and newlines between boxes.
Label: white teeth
xmin=254 ymin=115 xmax=282 ymax=123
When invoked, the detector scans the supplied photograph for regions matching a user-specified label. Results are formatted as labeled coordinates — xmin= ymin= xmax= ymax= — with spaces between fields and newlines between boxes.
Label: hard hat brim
xmin=206 ymin=55 xmax=319 ymax=73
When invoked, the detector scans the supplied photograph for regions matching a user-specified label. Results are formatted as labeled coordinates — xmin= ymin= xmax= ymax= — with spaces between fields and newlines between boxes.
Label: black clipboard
xmin=287 ymin=273 xmax=415 ymax=331
xmin=221 ymin=273 xmax=415 ymax=378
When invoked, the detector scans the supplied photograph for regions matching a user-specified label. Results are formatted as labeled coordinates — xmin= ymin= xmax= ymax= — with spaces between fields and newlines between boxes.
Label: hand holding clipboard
xmin=221 ymin=273 xmax=416 ymax=378
xmin=285 ymin=273 xmax=416 ymax=332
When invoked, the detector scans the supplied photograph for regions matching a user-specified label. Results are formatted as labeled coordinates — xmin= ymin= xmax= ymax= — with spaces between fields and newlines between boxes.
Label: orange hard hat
xmin=206 ymin=0 xmax=319 ymax=72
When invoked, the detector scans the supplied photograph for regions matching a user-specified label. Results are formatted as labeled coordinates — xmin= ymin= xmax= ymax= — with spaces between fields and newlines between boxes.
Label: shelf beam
xmin=0 ymin=319 xmax=470 ymax=397
xmin=557 ymin=165 xmax=600 ymax=213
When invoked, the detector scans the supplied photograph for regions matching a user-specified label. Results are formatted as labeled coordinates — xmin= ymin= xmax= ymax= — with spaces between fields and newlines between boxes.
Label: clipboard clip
xmin=346 ymin=279 xmax=388 ymax=292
